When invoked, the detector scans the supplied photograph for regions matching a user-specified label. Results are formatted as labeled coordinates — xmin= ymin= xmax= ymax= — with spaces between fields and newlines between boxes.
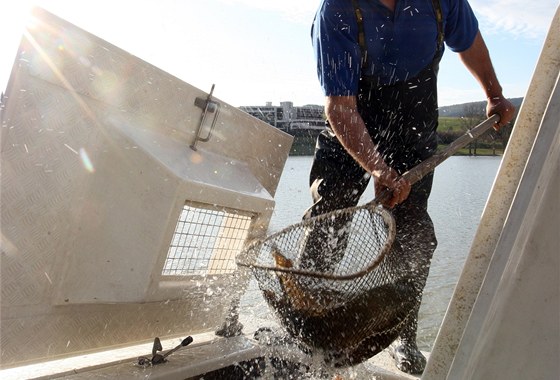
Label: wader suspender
xmin=351 ymin=0 xmax=444 ymax=71
xmin=351 ymin=0 xmax=368 ymax=69
xmin=432 ymin=0 xmax=445 ymax=52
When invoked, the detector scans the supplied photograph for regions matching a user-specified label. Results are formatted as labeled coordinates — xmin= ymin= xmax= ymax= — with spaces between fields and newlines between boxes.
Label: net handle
xmin=373 ymin=114 xmax=500 ymax=205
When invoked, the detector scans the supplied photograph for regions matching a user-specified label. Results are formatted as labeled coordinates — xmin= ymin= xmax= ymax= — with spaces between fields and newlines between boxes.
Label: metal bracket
xmin=137 ymin=336 xmax=194 ymax=366
xmin=190 ymin=84 xmax=221 ymax=150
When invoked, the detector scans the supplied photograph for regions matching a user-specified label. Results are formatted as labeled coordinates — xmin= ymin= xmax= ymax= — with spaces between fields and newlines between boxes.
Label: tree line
xmin=437 ymin=102 xmax=519 ymax=156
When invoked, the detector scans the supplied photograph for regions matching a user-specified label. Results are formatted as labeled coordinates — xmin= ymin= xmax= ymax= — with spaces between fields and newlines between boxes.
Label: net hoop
xmin=236 ymin=201 xmax=396 ymax=280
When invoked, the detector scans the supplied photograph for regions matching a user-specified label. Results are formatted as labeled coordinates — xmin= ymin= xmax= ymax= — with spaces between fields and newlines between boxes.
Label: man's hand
xmin=372 ymin=166 xmax=411 ymax=208
xmin=487 ymin=95 xmax=515 ymax=130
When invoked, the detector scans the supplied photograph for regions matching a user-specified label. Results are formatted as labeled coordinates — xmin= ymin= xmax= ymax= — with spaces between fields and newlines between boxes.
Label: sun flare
xmin=0 ymin=2 xmax=46 ymax=89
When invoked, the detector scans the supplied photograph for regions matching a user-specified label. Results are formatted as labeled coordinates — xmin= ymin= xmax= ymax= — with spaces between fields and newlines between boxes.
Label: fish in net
xmin=238 ymin=203 xmax=421 ymax=366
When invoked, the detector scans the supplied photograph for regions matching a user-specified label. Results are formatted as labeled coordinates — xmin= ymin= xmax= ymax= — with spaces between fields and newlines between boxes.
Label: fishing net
xmin=237 ymin=202 xmax=420 ymax=367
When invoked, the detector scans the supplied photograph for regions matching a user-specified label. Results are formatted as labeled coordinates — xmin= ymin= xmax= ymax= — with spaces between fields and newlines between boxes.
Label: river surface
xmin=240 ymin=155 xmax=502 ymax=352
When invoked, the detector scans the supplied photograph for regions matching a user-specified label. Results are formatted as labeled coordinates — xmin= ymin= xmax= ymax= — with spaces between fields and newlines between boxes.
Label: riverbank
xmin=288 ymin=133 xmax=504 ymax=157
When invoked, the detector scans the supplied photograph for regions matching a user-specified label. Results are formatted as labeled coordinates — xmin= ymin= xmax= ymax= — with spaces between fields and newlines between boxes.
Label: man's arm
xmin=325 ymin=95 xmax=410 ymax=207
xmin=458 ymin=31 xmax=516 ymax=129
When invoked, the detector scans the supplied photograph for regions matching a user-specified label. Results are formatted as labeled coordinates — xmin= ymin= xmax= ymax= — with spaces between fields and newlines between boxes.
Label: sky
xmin=0 ymin=0 xmax=557 ymax=107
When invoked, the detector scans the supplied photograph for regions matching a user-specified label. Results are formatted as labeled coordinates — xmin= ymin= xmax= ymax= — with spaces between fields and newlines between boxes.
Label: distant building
xmin=240 ymin=101 xmax=325 ymax=134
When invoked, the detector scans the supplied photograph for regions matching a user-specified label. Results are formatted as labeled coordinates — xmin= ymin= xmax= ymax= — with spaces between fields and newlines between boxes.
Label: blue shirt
xmin=312 ymin=0 xmax=479 ymax=95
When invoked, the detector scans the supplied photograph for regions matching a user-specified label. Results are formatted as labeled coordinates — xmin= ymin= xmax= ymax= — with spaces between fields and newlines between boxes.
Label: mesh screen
xmin=163 ymin=203 xmax=253 ymax=276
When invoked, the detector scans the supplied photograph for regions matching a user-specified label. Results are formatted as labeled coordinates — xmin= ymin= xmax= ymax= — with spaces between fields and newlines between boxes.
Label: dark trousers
xmin=303 ymin=60 xmax=440 ymax=343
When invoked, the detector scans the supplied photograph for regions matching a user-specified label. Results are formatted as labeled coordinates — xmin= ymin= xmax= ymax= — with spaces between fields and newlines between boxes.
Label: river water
xmin=240 ymin=154 xmax=501 ymax=352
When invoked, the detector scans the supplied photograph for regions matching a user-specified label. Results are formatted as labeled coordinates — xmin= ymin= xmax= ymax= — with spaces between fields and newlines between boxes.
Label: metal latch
xmin=190 ymin=84 xmax=221 ymax=150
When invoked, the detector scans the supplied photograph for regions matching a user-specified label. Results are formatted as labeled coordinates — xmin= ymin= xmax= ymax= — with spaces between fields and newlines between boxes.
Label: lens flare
xmin=79 ymin=147 xmax=95 ymax=173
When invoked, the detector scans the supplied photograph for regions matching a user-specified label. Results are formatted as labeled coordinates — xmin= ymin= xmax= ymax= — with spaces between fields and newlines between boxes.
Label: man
xmin=307 ymin=0 xmax=515 ymax=374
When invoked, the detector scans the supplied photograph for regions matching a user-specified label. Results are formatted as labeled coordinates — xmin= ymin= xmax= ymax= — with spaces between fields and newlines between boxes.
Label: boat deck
xmin=0 ymin=326 xmax=422 ymax=380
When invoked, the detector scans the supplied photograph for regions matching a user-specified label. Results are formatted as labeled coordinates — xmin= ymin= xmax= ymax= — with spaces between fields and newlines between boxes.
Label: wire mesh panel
xmin=163 ymin=203 xmax=254 ymax=276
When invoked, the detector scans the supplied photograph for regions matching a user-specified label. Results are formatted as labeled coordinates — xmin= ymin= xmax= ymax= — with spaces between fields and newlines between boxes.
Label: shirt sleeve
xmin=444 ymin=0 xmax=479 ymax=52
xmin=311 ymin=0 xmax=361 ymax=96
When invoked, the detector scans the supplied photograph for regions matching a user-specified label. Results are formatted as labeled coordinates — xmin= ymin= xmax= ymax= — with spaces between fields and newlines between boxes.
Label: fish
xmin=271 ymin=247 xmax=331 ymax=317
xmin=263 ymin=246 xmax=417 ymax=361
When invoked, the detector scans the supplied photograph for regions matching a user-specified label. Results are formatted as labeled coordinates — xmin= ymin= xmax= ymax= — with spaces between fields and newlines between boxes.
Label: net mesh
xmin=237 ymin=203 xmax=420 ymax=366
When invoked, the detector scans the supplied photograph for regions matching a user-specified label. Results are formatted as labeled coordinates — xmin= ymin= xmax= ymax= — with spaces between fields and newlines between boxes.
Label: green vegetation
xmin=290 ymin=134 xmax=317 ymax=156
xmin=437 ymin=117 xmax=465 ymax=132
xmin=436 ymin=115 xmax=512 ymax=156
xmin=438 ymin=145 xmax=503 ymax=156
